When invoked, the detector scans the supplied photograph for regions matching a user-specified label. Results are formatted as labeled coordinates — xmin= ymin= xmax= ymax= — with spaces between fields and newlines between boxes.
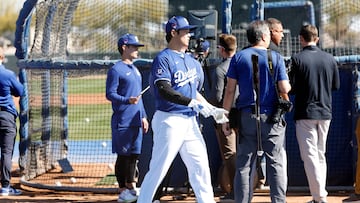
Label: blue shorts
xmin=112 ymin=127 xmax=142 ymax=155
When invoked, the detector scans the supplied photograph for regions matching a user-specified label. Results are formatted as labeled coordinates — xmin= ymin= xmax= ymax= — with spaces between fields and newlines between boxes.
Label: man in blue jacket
xmin=106 ymin=34 xmax=149 ymax=203
xmin=0 ymin=47 xmax=24 ymax=196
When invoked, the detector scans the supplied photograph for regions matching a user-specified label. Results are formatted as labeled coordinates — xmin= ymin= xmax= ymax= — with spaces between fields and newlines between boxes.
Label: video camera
xmin=194 ymin=38 xmax=208 ymax=56
xmin=269 ymin=97 xmax=293 ymax=124
xmin=188 ymin=38 xmax=210 ymax=65
xmin=186 ymin=10 xmax=218 ymax=64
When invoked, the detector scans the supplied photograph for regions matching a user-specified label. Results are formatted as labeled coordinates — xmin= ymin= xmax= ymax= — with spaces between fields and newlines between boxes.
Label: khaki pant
xmin=355 ymin=117 xmax=360 ymax=194
xmin=215 ymin=124 xmax=237 ymax=193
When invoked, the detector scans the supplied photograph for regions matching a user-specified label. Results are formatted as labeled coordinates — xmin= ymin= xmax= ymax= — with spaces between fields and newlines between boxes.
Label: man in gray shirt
xmin=208 ymin=33 xmax=237 ymax=200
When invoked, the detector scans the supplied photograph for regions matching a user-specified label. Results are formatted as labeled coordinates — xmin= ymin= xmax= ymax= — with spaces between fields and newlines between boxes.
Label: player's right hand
xmin=212 ymin=108 xmax=229 ymax=124
xmin=129 ymin=96 xmax=139 ymax=104
xmin=222 ymin=122 xmax=231 ymax=136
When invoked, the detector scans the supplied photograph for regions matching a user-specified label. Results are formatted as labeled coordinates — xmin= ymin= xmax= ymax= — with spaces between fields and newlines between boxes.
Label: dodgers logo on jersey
xmin=174 ymin=68 xmax=197 ymax=87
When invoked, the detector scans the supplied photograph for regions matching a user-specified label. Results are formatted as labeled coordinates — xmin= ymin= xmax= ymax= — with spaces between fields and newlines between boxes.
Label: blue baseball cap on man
xmin=201 ymin=40 xmax=210 ymax=52
xmin=118 ymin=33 xmax=144 ymax=47
xmin=165 ymin=16 xmax=197 ymax=33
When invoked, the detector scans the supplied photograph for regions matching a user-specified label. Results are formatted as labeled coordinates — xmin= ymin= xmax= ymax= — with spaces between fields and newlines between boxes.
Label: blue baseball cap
xmin=118 ymin=33 xmax=144 ymax=47
xmin=165 ymin=16 xmax=197 ymax=33
xmin=201 ymin=40 xmax=210 ymax=52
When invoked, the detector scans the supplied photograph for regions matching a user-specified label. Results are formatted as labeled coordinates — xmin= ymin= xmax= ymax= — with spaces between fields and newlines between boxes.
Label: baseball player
xmin=137 ymin=16 xmax=227 ymax=203
xmin=105 ymin=33 xmax=149 ymax=203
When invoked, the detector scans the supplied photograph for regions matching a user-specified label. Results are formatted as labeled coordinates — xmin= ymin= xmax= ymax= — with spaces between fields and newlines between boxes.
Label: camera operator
xmin=248 ymin=18 xmax=292 ymax=192
xmin=188 ymin=39 xmax=212 ymax=97
xmin=190 ymin=38 xmax=210 ymax=66
xmin=222 ymin=20 xmax=291 ymax=203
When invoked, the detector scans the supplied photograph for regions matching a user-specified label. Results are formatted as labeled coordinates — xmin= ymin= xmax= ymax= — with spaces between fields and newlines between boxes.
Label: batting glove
xmin=211 ymin=108 xmax=229 ymax=124
xmin=188 ymin=99 xmax=213 ymax=118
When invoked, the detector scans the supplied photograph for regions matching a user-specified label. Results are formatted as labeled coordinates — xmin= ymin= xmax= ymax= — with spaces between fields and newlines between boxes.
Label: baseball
xmin=108 ymin=163 xmax=114 ymax=170
xmin=85 ymin=118 xmax=90 ymax=123
xmin=102 ymin=142 xmax=107 ymax=147
xmin=55 ymin=181 xmax=62 ymax=186
xmin=70 ymin=177 xmax=77 ymax=183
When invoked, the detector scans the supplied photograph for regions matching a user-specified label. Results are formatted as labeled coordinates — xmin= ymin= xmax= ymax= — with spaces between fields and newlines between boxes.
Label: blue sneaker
xmin=117 ymin=189 xmax=137 ymax=203
xmin=0 ymin=187 xmax=22 ymax=196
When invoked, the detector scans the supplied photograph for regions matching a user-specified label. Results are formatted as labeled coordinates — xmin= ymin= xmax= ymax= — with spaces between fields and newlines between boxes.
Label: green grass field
xmin=68 ymin=77 xmax=106 ymax=94
xmin=22 ymin=75 xmax=113 ymax=141
xmin=67 ymin=76 xmax=111 ymax=140
xmin=68 ymin=103 xmax=112 ymax=140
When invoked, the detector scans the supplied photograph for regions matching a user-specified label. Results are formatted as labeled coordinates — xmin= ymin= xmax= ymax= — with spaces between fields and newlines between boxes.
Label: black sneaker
xmin=306 ymin=200 xmax=327 ymax=203
xmin=220 ymin=192 xmax=234 ymax=200
xmin=343 ymin=193 xmax=360 ymax=202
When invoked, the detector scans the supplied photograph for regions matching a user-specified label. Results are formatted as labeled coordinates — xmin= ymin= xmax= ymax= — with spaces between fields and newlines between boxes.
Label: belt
xmin=0 ymin=106 xmax=5 ymax=111
xmin=181 ymin=111 xmax=197 ymax=117
xmin=240 ymin=106 xmax=255 ymax=114
xmin=240 ymin=106 xmax=272 ymax=114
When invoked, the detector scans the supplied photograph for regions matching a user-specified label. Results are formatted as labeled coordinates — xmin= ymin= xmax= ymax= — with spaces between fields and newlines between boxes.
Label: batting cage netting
xmin=13 ymin=0 xmax=360 ymax=193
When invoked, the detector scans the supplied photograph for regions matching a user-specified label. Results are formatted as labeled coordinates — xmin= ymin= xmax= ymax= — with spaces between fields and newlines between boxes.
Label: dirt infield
xmin=0 ymin=188 xmax=351 ymax=203
xmin=67 ymin=93 xmax=110 ymax=105
xmin=8 ymin=86 xmax=350 ymax=202
xmin=1 ymin=168 xmax=352 ymax=203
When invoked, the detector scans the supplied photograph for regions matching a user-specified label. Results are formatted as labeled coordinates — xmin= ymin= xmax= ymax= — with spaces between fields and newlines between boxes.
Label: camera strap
xmin=267 ymin=49 xmax=281 ymax=98
xmin=267 ymin=49 xmax=290 ymax=101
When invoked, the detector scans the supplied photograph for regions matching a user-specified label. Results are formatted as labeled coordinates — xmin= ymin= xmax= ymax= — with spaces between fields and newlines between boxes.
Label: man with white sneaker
xmin=106 ymin=34 xmax=149 ymax=203
xmin=0 ymin=47 xmax=24 ymax=196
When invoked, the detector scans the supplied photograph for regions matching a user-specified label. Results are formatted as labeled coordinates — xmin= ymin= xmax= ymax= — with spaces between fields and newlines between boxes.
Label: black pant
xmin=115 ymin=154 xmax=139 ymax=188
xmin=0 ymin=111 xmax=16 ymax=188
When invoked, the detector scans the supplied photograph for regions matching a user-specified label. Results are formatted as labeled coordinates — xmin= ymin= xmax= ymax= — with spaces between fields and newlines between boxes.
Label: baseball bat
xmin=139 ymin=85 xmax=150 ymax=96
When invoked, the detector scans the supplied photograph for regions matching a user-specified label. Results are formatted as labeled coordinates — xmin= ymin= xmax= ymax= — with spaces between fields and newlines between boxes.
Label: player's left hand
xmin=211 ymin=108 xmax=229 ymax=124
xmin=142 ymin=118 xmax=149 ymax=133
xmin=188 ymin=99 xmax=213 ymax=118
